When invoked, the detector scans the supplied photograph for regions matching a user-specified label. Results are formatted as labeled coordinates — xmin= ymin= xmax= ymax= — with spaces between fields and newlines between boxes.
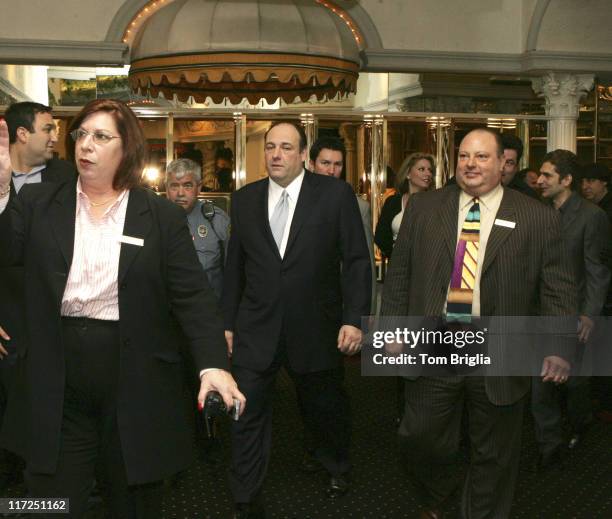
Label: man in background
xmin=580 ymin=162 xmax=612 ymax=422
xmin=534 ymin=150 xmax=610 ymax=467
xmin=166 ymin=158 xmax=230 ymax=300
xmin=309 ymin=136 xmax=377 ymax=312
xmin=582 ymin=162 xmax=612 ymax=225
xmin=501 ymin=133 xmax=539 ymax=199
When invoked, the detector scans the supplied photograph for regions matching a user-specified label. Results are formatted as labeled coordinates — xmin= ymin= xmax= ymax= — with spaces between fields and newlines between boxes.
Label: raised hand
xmin=0 ymin=120 xmax=12 ymax=189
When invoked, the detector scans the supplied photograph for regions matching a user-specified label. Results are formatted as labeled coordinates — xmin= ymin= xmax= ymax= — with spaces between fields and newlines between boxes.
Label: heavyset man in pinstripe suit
xmin=381 ymin=128 xmax=576 ymax=519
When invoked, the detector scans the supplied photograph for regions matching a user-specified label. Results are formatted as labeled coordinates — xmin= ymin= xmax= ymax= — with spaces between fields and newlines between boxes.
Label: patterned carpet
xmin=2 ymin=357 xmax=611 ymax=518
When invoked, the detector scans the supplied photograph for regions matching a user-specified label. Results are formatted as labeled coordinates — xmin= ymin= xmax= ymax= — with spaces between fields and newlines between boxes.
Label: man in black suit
xmin=222 ymin=122 xmax=371 ymax=517
xmin=0 ymin=102 xmax=75 ymax=489
xmin=382 ymin=128 xmax=575 ymax=518
xmin=582 ymin=163 xmax=612 ymax=225
xmin=581 ymin=163 xmax=612 ymax=421
xmin=532 ymin=151 xmax=610 ymax=465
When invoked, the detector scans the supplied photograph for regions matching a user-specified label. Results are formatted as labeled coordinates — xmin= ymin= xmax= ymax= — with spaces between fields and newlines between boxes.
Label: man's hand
xmin=337 ymin=324 xmax=362 ymax=355
xmin=198 ymin=369 xmax=246 ymax=416
xmin=0 ymin=325 xmax=10 ymax=359
xmin=577 ymin=315 xmax=594 ymax=344
xmin=0 ymin=120 xmax=12 ymax=189
xmin=384 ymin=341 xmax=403 ymax=355
xmin=225 ymin=330 xmax=234 ymax=357
xmin=541 ymin=355 xmax=570 ymax=384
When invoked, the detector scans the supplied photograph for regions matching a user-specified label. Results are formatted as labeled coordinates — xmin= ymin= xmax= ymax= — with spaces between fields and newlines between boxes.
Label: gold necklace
xmin=89 ymin=196 xmax=117 ymax=207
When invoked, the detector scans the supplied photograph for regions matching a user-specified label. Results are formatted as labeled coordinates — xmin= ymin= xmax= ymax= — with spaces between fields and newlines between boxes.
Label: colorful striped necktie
xmin=446 ymin=198 xmax=480 ymax=323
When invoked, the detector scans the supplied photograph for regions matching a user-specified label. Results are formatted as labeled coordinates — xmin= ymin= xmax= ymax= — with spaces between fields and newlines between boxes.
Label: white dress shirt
xmin=60 ymin=179 xmax=129 ymax=320
xmin=446 ymin=183 xmax=504 ymax=317
xmin=267 ymin=170 xmax=305 ymax=258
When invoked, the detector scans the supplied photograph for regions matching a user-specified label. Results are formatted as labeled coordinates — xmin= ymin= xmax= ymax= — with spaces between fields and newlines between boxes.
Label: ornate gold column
xmin=233 ymin=112 xmax=247 ymax=189
xmin=300 ymin=113 xmax=317 ymax=163
xmin=165 ymin=113 xmax=174 ymax=165
xmin=339 ymin=123 xmax=357 ymax=188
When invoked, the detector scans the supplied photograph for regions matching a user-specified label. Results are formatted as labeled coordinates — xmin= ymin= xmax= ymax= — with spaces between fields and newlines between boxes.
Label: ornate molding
xmin=0 ymin=38 xmax=128 ymax=66
xmin=521 ymin=50 xmax=612 ymax=74
xmin=363 ymin=48 xmax=612 ymax=76
xmin=362 ymin=49 xmax=521 ymax=74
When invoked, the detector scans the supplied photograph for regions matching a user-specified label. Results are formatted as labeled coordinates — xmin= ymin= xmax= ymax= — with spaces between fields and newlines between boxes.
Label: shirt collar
xmin=269 ymin=169 xmax=305 ymax=201
xmin=558 ymin=191 xmax=578 ymax=214
xmin=459 ymin=182 xmax=503 ymax=212
xmin=76 ymin=177 xmax=128 ymax=223
xmin=187 ymin=199 xmax=202 ymax=217
xmin=12 ymin=164 xmax=46 ymax=177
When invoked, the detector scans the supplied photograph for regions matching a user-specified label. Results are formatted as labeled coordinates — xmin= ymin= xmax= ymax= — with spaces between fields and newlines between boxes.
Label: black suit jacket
xmin=381 ymin=185 xmax=577 ymax=405
xmin=222 ymin=171 xmax=371 ymax=373
xmin=374 ymin=193 xmax=402 ymax=259
xmin=558 ymin=192 xmax=610 ymax=317
xmin=598 ymin=191 xmax=612 ymax=314
xmin=0 ymin=159 xmax=76 ymax=353
xmin=0 ymin=181 xmax=228 ymax=483
xmin=507 ymin=175 xmax=540 ymax=199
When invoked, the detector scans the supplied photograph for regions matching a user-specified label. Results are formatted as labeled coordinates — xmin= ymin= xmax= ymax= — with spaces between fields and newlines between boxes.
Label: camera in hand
xmin=203 ymin=391 xmax=240 ymax=421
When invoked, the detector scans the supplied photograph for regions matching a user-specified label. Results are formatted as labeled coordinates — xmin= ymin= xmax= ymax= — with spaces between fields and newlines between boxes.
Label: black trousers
xmin=26 ymin=318 xmax=161 ymax=519
xmin=0 ymin=337 xmax=22 ymax=481
xmin=593 ymin=315 xmax=612 ymax=410
xmin=229 ymin=353 xmax=351 ymax=503
xmin=532 ymin=374 xmax=592 ymax=455
xmin=399 ymin=376 xmax=524 ymax=519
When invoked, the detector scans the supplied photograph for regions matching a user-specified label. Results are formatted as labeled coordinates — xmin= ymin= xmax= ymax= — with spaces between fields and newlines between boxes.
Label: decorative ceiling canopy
xmin=127 ymin=0 xmax=362 ymax=104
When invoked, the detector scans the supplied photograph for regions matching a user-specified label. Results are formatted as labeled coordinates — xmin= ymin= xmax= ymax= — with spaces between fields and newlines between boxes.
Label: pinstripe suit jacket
xmin=381 ymin=184 xmax=577 ymax=405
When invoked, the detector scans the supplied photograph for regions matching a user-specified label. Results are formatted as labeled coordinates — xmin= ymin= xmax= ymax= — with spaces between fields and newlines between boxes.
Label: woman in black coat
xmin=0 ymin=99 xmax=245 ymax=518
xmin=375 ymin=152 xmax=435 ymax=259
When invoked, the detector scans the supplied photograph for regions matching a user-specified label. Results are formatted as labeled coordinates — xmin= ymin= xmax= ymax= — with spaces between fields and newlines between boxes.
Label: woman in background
xmin=375 ymin=152 xmax=435 ymax=259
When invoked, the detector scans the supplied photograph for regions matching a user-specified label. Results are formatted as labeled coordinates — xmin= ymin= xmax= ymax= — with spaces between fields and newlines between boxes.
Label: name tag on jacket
xmin=118 ymin=235 xmax=144 ymax=247
xmin=494 ymin=218 xmax=516 ymax=229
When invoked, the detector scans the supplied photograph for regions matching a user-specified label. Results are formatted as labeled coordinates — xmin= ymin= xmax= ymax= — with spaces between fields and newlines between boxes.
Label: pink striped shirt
xmin=60 ymin=180 xmax=130 ymax=320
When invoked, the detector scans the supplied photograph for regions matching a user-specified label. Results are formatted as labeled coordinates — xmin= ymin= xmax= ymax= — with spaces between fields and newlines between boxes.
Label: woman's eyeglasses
xmin=70 ymin=128 xmax=120 ymax=145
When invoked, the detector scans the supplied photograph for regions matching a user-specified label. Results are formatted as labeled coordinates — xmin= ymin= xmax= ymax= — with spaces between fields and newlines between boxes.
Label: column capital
xmin=339 ymin=124 xmax=355 ymax=146
xmin=531 ymin=72 xmax=594 ymax=118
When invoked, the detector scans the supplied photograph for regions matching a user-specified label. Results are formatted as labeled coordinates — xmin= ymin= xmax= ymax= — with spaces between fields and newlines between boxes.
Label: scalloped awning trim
xmin=128 ymin=52 xmax=359 ymax=103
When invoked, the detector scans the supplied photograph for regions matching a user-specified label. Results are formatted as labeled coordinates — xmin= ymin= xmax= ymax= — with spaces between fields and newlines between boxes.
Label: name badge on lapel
xmin=494 ymin=218 xmax=516 ymax=229
xmin=118 ymin=235 xmax=144 ymax=247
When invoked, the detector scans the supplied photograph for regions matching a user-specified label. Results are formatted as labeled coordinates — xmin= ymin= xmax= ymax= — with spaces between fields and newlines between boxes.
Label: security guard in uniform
xmin=166 ymin=158 xmax=230 ymax=299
